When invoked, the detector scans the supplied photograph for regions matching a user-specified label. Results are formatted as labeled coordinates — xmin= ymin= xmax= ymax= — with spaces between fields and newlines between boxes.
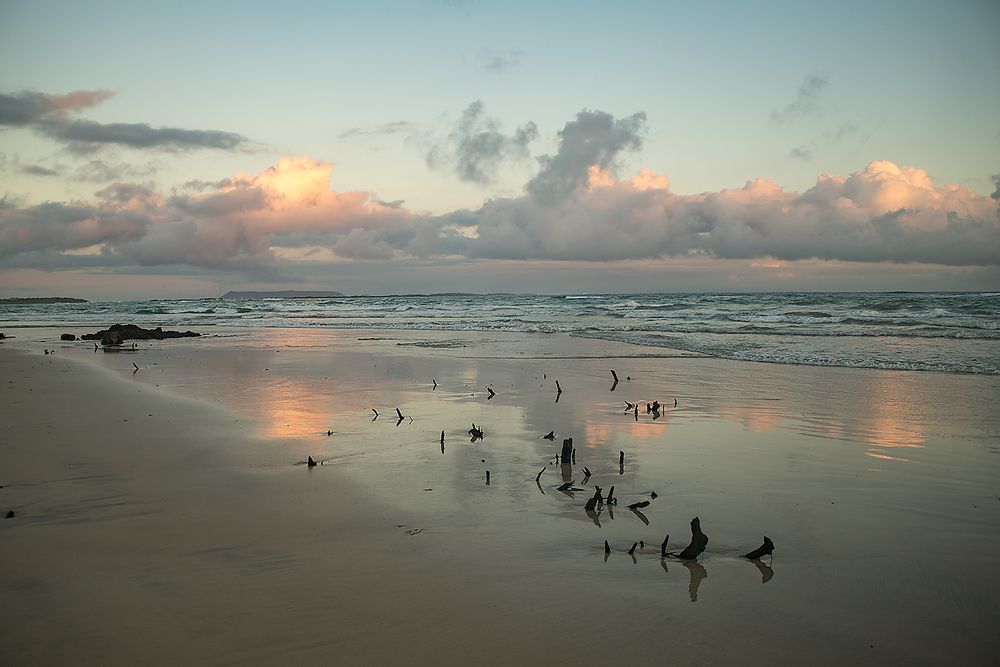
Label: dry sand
xmin=2 ymin=328 xmax=999 ymax=665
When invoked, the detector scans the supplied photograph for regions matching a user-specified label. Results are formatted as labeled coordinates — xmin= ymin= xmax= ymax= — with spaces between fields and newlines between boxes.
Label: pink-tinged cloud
xmin=1 ymin=153 xmax=998 ymax=276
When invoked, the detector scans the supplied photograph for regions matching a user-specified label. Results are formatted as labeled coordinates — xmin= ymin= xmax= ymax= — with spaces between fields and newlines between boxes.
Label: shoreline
xmin=3 ymin=329 xmax=999 ymax=664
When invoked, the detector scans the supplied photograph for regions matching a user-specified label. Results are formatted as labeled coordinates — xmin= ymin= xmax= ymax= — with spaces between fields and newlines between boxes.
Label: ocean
xmin=3 ymin=292 xmax=998 ymax=375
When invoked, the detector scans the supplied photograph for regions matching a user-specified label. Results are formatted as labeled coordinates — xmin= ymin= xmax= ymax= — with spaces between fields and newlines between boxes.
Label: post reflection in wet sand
xmin=751 ymin=558 xmax=775 ymax=584
xmin=683 ymin=561 xmax=708 ymax=602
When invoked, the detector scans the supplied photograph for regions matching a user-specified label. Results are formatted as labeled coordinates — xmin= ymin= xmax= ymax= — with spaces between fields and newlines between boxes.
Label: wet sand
xmin=2 ymin=328 xmax=999 ymax=665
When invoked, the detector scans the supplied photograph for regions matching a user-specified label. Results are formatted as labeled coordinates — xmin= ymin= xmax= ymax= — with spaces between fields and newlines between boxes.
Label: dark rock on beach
xmin=82 ymin=324 xmax=201 ymax=345
xmin=60 ymin=333 xmax=76 ymax=341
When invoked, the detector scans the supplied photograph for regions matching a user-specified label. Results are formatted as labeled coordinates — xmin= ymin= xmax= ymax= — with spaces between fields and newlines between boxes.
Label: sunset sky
xmin=1 ymin=0 xmax=998 ymax=298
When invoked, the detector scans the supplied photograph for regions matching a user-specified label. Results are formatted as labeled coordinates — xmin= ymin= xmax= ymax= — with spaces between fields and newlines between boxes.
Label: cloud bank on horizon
xmin=1 ymin=95 xmax=998 ymax=282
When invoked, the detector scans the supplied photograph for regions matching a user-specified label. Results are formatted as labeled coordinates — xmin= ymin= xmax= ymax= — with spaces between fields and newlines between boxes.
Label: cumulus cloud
xmin=426 ymin=100 xmax=538 ymax=184
xmin=2 ymin=125 xmax=998 ymax=276
xmin=525 ymin=109 xmax=646 ymax=204
xmin=770 ymin=74 xmax=828 ymax=124
xmin=428 ymin=160 xmax=998 ymax=265
xmin=0 ymin=156 xmax=410 ymax=269
xmin=1 ymin=88 xmax=249 ymax=152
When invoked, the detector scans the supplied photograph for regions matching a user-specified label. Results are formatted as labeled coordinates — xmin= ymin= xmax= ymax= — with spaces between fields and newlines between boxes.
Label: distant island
xmin=221 ymin=290 xmax=345 ymax=299
xmin=0 ymin=297 xmax=88 ymax=304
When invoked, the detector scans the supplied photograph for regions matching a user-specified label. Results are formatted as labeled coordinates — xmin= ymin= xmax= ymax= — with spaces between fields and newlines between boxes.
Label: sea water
xmin=2 ymin=292 xmax=998 ymax=374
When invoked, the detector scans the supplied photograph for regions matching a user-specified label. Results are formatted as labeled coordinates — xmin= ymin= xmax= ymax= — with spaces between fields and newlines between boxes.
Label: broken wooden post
xmin=432 ymin=379 xmax=437 ymax=389
xmin=676 ymin=517 xmax=709 ymax=560
xmin=440 ymin=431 xmax=445 ymax=445
xmin=619 ymin=450 xmax=625 ymax=467
xmin=742 ymin=536 xmax=775 ymax=560
xmin=660 ymin=534 xmax=670 ymax=558
xmin=582 ymin=466 xmax=592 ymax=478
xmin=561 ymin=437 xmax=574 ymax=462
xmin=627 ymin=500 xmax=650 ymax=510
xmin=486 ymin=470 xmax=491 ymax=485
xmin=396 ymin=408 xmax=404 ymax=420
xmin=535 ymin=467 xmax=546 ymax=482
xmin=628 ymin=542 xmax=638 ymax=555
xmin=487 ymin=387 xmax=496 ymax=399
xmin=606 ymin=485 xmax=615 ymax=505
xmin=542 ymin=430 xmax=555 ymax=440
xmin=604 ymin=540 xmax=611 ymax=555
xmin=307 ymin=456 xmax=318 ymax=468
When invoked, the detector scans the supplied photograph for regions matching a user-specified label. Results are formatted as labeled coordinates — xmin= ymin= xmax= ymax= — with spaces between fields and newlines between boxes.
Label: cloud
xmin=1 ymin=88 xmax=249 ymax=152
xmin=425 ymin=100 xmax=538 ymax=184
xmin=789 ymin=145 xmax=813 ymax=160
xmin=483 ymin=49 xmax=523 ymax=73
xmin=427 ymin=160 xmax=998 ymax=265
xmin=770 ymin=74 xmax=828 ymax=124
xmin=1 ymin=132 xmax=998 ymax=276
xmin=0 ymin=156 xmax=410 ymax=271
xmin=0 ymin=89 xmax=113 ymax=126
xmin=19 ymin=164 xmax=60 ymax=177
xmin=525 ymin=109 xmax=646 ymax=204
xmin=38 ymin=119 xmax=247 ymax=152
xmin=991 ymin=174 xmax=1000 ymax=200
xmin=338 ymin=121 xmax=418 ymax=140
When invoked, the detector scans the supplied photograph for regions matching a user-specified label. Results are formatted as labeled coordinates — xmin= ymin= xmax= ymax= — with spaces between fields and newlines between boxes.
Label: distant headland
xmin=0 ymin=297 xmax=88 ymax=304
xmin=221 ymin=290 xmax=345 ymax=299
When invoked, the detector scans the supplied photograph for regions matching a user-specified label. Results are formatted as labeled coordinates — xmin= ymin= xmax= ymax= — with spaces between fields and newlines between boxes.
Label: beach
xmin=2 ymin=327 xmax=999 ymax=665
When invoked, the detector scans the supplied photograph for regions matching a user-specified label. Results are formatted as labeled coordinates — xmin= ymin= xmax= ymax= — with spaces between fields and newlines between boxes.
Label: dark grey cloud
xmin=991 ymin=174 xmax=999 ymax=200
xmin=19 ymin=164 xmax=60 ymax=177
xmin=525 ymin=109 xmax=646 ymax=204
xmin=2 ymin=88 xmax=249 ymax=152
xmin=38 ymin=119 xmax=247 ymax=152
xmin=0 ymin=90 xmax=113 ymax=126
xmin=426 ymin=100 xmax=538 ymax=184
xmin=770 ymin=74 xmax=828 ymax=124
xmin=338 ymin=121 xmax=418 ymax=140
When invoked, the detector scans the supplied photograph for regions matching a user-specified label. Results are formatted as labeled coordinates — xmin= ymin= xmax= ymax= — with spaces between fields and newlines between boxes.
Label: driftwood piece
xmin=535 ymin=467 xmax=546 ymax=482
xmin=627 ymin=500 xmax=650 ymax=510
xmin=660 ymin=534 xmax=670 ymax=558
xmin=582 ymin=466 xmax=592 ymax=477
xmin=606 ymin=485 xmax=616 ymax=505
xmin=674 ymin=517 xmax=709 ymax=560
xmin=307 ymin=456 xmax=318 ymax=468
xmin=560 ymin=437 xmax=574 ymax=461
xmin=395 ymin=408 xmax=404 ymax=420
xmin=604 ymin=540 xmax=611 ymax=555
xmin=543 ymin=430 xmax=555 ymax=440
xmin=487 ymin=387 xmax=496 ymax=399
xmin=742 ymin=536 xmax=775 ymax=560
xmin=628 ymin=542 xmax=638 ymax=555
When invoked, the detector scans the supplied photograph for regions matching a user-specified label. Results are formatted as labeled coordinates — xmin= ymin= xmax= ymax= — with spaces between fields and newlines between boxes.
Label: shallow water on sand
xmin=23 ymin=328 xmax=1000 ymax=663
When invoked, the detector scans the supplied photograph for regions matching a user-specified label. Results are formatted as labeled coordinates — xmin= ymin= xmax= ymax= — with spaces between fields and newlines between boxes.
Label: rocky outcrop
xmin=60 ymin=333 xmax=76 ymax=341
xmin=81 ymin=324 xmax=201 ymax=345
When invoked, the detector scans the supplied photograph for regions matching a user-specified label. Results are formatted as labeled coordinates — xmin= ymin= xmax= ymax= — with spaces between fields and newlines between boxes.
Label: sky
xmin=1 ymin=0 xmax=998 ymax=298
